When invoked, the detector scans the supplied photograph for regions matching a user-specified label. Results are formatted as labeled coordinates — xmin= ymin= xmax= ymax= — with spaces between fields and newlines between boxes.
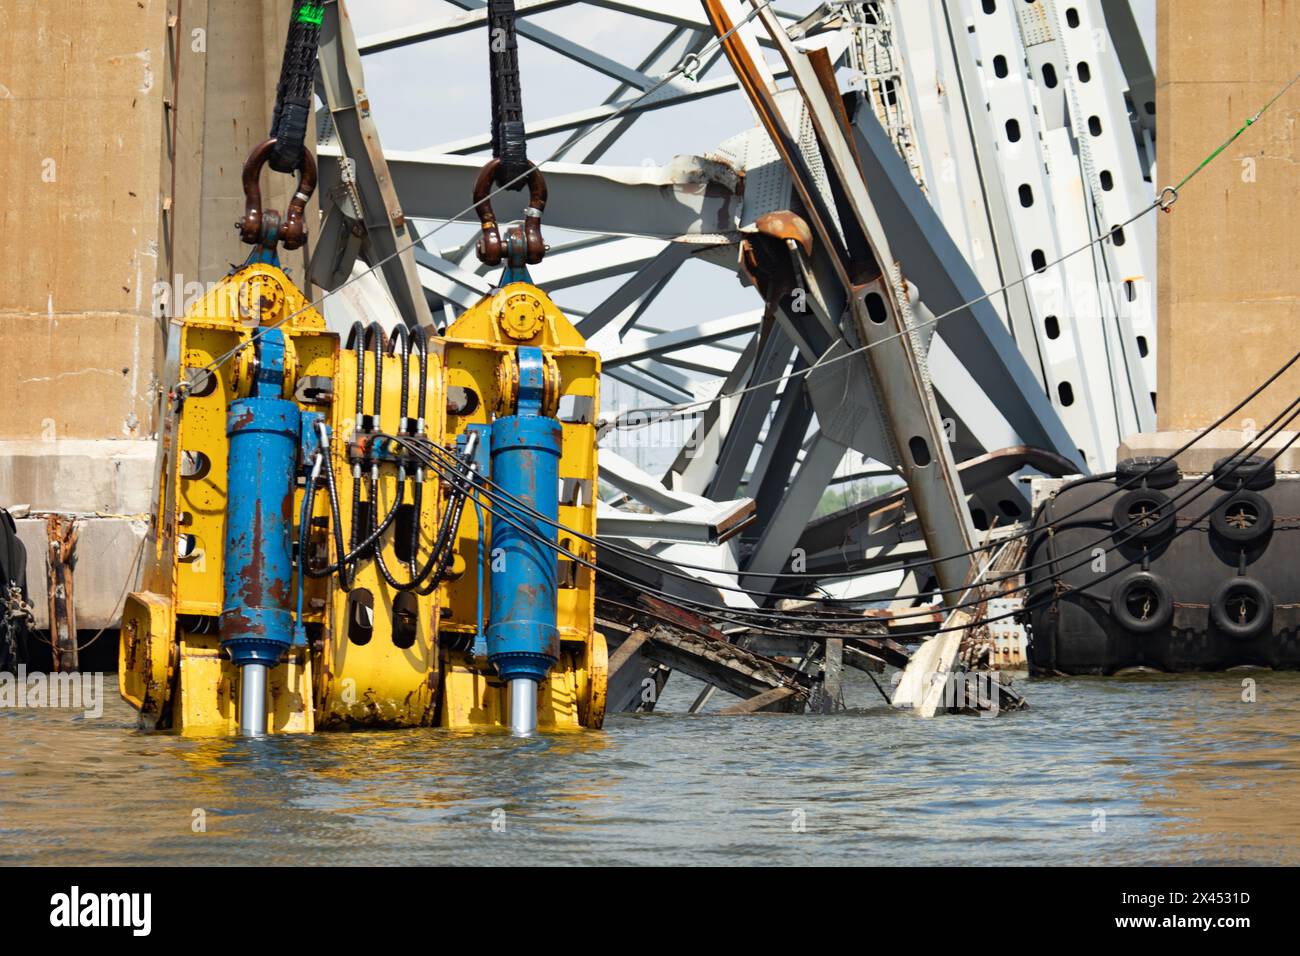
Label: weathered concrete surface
xmin=0 ymin=440 xmax=156 ymax=514
xmin=0 ymin=0 xmax=309 ymax=447
xmin=0 ymin=2 xmax=308 ymax=639
xmin=14 ymin=517 xmax=149 ymax=630
xmin=0 ymin=2 xmax=170 ymax=442
xmin=1156 ymin=0 xmax=1300 ymax=431
xmin=1119 ymin=430 xmax=1300 ymax=474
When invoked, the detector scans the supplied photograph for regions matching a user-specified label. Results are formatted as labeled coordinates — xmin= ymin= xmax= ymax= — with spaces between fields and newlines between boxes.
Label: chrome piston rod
xmin=239 ymin=664 xmax=269 ymax=737
xmin=509 ymin=678 xmax=538 ymax=737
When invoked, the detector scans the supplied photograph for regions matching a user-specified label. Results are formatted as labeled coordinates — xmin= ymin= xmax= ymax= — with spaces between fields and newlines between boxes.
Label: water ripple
xmin=2 ymin=670 xmax=1299 ymax=864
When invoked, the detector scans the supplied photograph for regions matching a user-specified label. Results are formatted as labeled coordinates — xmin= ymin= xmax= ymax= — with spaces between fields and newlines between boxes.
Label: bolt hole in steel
xmin=865 ymin=291 xmax=888 ymax=324
xmin=186 ymin=368 xmax=219 ymax=397
xmin=908 ymin=436 xmax=931 ymax=467
xmin=179 ymin=450 xmax=211 ymax=480
xmin=446 ymin=386 xmax=479 ymax=416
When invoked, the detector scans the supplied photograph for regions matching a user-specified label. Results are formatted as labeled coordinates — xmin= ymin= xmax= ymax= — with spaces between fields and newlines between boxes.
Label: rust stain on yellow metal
xmin=120 ymin=267 xmax=605 ymax=734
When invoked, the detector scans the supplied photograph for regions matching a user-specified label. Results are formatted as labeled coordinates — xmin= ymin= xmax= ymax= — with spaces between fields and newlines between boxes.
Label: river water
xmin=3 ymin=669 xmax=1298 ymax=866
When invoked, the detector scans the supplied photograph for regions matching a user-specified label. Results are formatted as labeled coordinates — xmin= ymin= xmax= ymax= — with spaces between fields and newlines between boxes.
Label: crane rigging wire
xmin=401 ymin=344 xmax=1300 ymax=595
xmin=182 ymin=14 xmax=1300 ymax=635
xmin=395 ymin=393 xmax=1300 ymax=625
xmin=387 ymin=420 xmax=1300 ymax=643
xmin=388 ymin=405 xmax=1300 ymax=631
xmin=445 ymin=420 xmax=1300 ymax=642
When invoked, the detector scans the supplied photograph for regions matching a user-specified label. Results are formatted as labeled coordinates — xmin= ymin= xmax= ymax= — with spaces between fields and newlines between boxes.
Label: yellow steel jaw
xmin=120 ymin=264 xmax=332 ymax=735
xmin=119 ymin=267 xmax=606 ymax=735
xmin=436 ymin=282 xmax=605 ymax=731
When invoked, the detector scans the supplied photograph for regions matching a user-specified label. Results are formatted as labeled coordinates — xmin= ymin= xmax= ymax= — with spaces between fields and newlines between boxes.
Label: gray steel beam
xmin=601 ymin=311 xmax=761 ymax=366
xmin=576 ymin=243 xmax=693 ymax=337
xmin=556 ymin=27 xmax=708 ymax=163
xmin=740 ymin=429 xmax=847 ymax=591
xmin=315 ymin=1 xmax=434 ymax=328
xmin=936 ymin=0 xmax=1044 ymax=378
xmin=319 ymin=150 xmax=742 ymax=240
xmin=743 ymin=0 xmax=979 ymax=595
xmin=421 ymin=64 xmax=792 ymax=156
xmin=747 ymin=371 xmax=816 ymax=533
xmin=708 ymin=325 xmax=795 ymax=499
xmin=445 ymin=0 xmax=667 ymax=91
xmin=1098 ymin=0 xmax=1156 ymax=136
xmin=412 ymin=245 xmax=493 ymax=310
xmin=847 ymin=94 xmax=1082 ymax=466
xmin=654 ymin=350 xmax=752 ymax=376
xmin=585 ymin=0 xmax=781 ymax=41
xmin=634 ymin=358 xmax=700 ymax=396
xmin=605 ymin=367 xmax=694 ymax=405
xmin=356 ymin=0 xmax=575 ymax=52
xmin=666 ymin=334 xmax=759 ymax=495
xmin=531 ymin=237 xmax=666 ymax=292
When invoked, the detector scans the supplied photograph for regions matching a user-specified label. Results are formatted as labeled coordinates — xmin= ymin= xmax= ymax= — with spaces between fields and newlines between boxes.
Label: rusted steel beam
xmin=45 ymin=514 xmax=79 ymax=673
xmin=639 ymin=624 xmax=812 ymax=711
xmin=637 ymin=594 xmax=726 ymax=640
xmin=717 ymin=685 xmax=795 ymax=715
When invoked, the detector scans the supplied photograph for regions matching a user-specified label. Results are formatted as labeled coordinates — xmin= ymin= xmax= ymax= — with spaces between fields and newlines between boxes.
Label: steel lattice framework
xmin=308 ymin=0 xmax=1157 ymax=637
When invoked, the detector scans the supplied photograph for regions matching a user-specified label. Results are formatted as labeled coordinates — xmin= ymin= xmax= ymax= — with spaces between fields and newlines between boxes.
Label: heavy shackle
xmin=473 ymin=158 xmax=548 ymax=266
xmin=240 ymin=137 xmax=317 ymax=251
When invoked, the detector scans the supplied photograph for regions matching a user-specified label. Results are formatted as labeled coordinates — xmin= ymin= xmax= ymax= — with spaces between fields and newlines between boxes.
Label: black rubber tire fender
xmin=1111 ymin=570 xmax=1175 ymax=634
xmin=1209 ymin=489 xmax=1274 ymax=546
xmin=1210 ymin=576 xmax=1274 ymax=640
xmin=1212 ymin=454 xmax=1276 ymax=491
xmin=1111 ymin=488 xmax=1176 ymax=543
xmin=1115 ymin=456 xmax=1181 ymax=490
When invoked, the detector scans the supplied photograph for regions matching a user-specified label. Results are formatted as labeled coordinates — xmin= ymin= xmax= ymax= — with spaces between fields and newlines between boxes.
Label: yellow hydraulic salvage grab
xmin=119 ymin=122 xmax=606 ymax=734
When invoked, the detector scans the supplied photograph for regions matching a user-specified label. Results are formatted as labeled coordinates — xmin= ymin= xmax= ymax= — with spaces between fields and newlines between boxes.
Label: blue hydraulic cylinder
xmin=220 ymin=330 xmax=299 ymax=669
xmin=486 ymin=350 xmax=562 ymax=684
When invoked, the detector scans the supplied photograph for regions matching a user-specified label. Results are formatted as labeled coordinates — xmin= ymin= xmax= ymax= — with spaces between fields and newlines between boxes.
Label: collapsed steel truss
xmin=308 ymin=0 xmax=1157 ymax=644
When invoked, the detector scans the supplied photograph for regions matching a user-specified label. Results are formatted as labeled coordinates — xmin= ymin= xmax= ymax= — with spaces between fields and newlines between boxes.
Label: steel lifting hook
xmin=473 ymin=157 xmax=548 ymax=266
xmin=240 ymin=137 xmax=318 ymax=250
